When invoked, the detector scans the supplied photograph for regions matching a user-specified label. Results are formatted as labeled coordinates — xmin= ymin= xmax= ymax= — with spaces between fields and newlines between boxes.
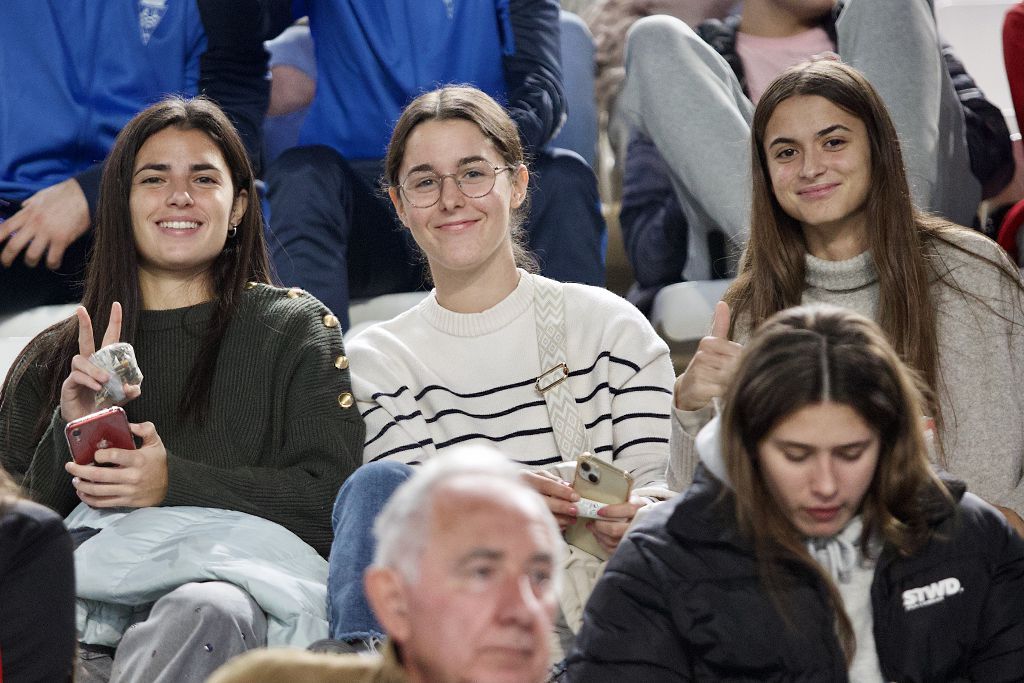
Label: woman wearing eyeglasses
xmin=321 ymin=85 xmax=675 ymax=652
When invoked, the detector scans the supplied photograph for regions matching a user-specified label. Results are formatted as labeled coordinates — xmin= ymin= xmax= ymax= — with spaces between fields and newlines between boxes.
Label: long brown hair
xmin=1 ymin=96 xmax=273 ymax=440
xmin=726 ymin=59 xmax=1021 ymax=425
xmin=721 ymin=304 xmax=951 ymax=664
xmin=383 ymin=85 xmax=538 ymax=274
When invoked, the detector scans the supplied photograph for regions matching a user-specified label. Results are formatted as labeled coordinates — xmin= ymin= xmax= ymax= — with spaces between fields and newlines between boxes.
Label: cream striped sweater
xmin=348 ymin=271 xmax=675 ymax=488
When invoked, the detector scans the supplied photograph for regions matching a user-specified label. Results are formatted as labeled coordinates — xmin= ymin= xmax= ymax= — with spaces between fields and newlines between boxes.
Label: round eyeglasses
xmin=397 ymin=164 xmax=515 ymax=208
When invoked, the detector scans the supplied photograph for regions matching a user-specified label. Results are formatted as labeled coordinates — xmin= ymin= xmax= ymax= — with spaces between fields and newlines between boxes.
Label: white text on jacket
xmin=902 ymin=577 xmax=963 ymax=611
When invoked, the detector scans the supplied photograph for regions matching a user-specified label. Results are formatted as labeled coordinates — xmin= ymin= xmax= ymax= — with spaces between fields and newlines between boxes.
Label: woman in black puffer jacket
xmin=567 ymin=305 xmax=1024 ymax=682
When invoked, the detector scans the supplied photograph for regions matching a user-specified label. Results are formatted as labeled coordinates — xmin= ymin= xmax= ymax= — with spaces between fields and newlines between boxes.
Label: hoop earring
xmin=227 ymin=224 xmax=238 ymax=239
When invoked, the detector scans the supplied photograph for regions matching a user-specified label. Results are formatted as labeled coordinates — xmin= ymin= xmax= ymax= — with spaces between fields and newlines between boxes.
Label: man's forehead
xmin=426 ymin=479 xmax=552 ymax=549
xmin=431 ymin=476 xmax=535 ymax=517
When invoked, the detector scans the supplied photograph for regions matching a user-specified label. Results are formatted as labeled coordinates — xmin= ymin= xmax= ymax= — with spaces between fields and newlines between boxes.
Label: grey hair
xmin=371 ymin=446 xmax=564 ymax=585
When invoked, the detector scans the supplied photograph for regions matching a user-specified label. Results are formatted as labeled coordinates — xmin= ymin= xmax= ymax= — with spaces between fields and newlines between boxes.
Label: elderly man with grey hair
xmin=209 ymin=446 xmax=564 ymax=683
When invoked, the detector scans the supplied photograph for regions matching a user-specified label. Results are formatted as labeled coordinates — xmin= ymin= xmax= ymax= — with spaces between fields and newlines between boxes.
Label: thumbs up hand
xmin=709 ymin=299 xmax=730 ymax=339
xmin=673 ymin=301 xmax=744 ymax=411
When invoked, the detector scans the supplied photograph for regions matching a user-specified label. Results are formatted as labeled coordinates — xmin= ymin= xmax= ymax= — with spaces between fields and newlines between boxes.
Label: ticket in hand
xmin=90 ymin=343 xmax=143 ymax=408
xmin=574 ymin=496 xmax=608 ymax=519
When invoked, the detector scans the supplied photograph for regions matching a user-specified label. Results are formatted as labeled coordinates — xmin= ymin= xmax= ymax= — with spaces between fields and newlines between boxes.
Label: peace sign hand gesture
xmin=60 ymin=302 xmax=142 ymax=423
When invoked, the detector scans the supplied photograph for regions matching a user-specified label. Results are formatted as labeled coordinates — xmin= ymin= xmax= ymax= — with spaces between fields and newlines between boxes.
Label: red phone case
xmin=64 ymin=406 xmax=135 ymax=466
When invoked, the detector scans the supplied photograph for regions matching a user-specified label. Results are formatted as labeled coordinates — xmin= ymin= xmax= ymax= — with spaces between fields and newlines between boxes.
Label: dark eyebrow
xmin=404 ymin=156 xmax=494 ymax=177
xmin=190 ymin=163 xmax=221 ymax=173
xmin=830 ymin=439 xmax=873 ymax=452
xmin=768 ymin=124 xmax=851 ymax=148
xmin=133 ymin=162 xmax=222 ymax=177
xmin=771 ymin=439 xmax=814 ymax=450
xmin=404 ymin=163 xmax=435 ymax=175
xmin=134 ymin=163 xmax=170 ymax=176
xmin=771 ymin=438 xmax=872 ymax=451
xmin=815 ymin=124 xmax=850 ymax=138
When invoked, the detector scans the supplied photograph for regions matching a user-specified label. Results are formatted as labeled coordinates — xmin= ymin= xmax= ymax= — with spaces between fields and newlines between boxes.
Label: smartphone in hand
xmin=564 ymin=454 xmax=633 ymax=560
xmin=65 ymin=406 xmax=135 ymax=466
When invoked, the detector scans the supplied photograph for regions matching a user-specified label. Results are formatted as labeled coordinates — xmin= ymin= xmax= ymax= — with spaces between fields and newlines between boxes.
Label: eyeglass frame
xmin=395 ymin=164 xmax=517 ymax=208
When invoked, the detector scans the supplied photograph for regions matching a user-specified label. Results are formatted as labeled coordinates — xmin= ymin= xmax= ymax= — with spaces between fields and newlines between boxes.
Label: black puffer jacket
xmin=566 ymin=468 xmax=1024 ymax=682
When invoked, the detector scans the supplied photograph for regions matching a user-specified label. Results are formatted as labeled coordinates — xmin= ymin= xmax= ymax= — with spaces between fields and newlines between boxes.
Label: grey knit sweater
xmin=0 ymin=284 xmax=365 ymax=555
xmin=669 ymin=230 xmax=1024 ymax=512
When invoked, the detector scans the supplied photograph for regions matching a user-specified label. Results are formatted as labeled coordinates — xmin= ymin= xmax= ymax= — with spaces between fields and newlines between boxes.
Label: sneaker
xmin=307 ymin=635 xmax=385 ymax=656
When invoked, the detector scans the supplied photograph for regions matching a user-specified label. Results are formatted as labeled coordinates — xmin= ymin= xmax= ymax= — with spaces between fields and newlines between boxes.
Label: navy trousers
xmin=0 ymin=199 xmax=90 ymax=315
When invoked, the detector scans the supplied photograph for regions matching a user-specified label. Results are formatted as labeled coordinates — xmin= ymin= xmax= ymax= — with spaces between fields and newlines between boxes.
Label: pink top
xmin=735 ymin=26 xmax=835 ymax=103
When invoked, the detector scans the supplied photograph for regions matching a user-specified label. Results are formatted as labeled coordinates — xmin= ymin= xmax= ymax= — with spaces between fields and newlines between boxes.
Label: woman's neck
xmin=801 ymin=221 xmax=868 ymax=262
xmin=138 ymin=267 xmax=215 ymax=310
xmin=431 ymin=252 xmax=521 ymax=314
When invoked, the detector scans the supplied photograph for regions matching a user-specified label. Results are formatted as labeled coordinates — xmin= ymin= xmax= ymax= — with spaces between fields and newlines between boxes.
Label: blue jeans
xmin=327 ymin=460 xmax=414 ymax=641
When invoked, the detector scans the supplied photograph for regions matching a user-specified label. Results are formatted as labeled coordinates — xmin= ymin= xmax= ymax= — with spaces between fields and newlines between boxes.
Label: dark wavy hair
xmin=721 ymin=304 xmax=951 ymax=664
xmin=2 ymin=96 xmax=273 ymax=440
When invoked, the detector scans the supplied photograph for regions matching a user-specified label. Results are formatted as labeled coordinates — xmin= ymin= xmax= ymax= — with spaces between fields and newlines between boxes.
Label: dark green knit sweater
xmin=1 ymin=284 xmax=364 ymax=556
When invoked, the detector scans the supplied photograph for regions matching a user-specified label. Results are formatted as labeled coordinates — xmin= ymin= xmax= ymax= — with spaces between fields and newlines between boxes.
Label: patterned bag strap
xmin=532 ymin=276 xmax=593 ymax=461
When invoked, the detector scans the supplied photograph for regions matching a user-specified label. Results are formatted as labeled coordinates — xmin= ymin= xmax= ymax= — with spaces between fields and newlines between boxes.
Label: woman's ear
xmin=230 ymin=189 xmax=249 ymax=227
xmin=388 ymin=186 xmax=409 ymax=227
xmin=511 ymin=164 xmax=529 ymax=209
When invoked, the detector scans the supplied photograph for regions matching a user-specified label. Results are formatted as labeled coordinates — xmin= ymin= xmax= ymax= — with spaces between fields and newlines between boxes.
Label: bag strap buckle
xmin=535 ymin=362 xmax=569 ymax=393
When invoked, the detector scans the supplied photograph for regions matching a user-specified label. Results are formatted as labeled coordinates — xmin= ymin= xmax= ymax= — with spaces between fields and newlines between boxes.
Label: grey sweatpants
xmin=619 ymin=0 xmax=979 ymax=280
xmin=77 ymin=582 xmax=268 ymax=683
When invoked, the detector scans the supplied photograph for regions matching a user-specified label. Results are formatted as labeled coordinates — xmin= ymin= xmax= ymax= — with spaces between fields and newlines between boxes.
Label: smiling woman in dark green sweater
xmin=0 ymin=97 xmax=363 ymax=555
xmin=2 ymin=285 xmax=362 ymax=555
xmin=0 ymin=97 xmax=363 ymax=681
